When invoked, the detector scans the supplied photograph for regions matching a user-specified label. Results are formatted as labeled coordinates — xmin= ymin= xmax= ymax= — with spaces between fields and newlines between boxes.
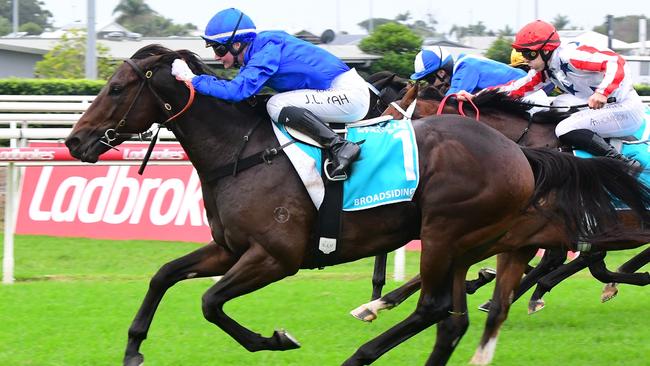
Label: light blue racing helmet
xmin=202 ymin=8 xmax=257 ymax=45
xmin=410 ymin=46 xmax=454 ymax=80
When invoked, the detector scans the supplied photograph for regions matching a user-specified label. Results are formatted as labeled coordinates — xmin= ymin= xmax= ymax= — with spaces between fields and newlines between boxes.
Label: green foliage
xmin=0 ymin=16 xmax=9 ymax=34
xmin=485 ymin=37 xmax=513 ymax=64
xmin=450 ymin=21 xmax=488 ymax=39
xmin=593 ymin=15 xmax=650 ymax=43
xmin=34 ymin=30 xmax=119 ymax=80
xmin=635 ymin=84 xmax=650 ymax=96
xmin=0 ymin=0 xmax=52 ymax=35
xmin=0 ymin=78 xmax=105 ymax=95
xmin=19 ymin=21 xmax=42 ymax=35
xmin=359 ymin=23 xmax=422 ymax=78
xmin=359 ymin=12 xmax=438 ymax=38
xmin=113 ymin=0 xmax=196 ymax=36
xmin=551 ymin=14 xmax=571 ymax=30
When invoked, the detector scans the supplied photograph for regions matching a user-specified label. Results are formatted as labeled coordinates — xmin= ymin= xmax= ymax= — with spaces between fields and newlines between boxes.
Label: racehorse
xmin=64 ymin=45 xmax=650 ymax=366
xmin=354 ymin=82 xmax=650 ymax=364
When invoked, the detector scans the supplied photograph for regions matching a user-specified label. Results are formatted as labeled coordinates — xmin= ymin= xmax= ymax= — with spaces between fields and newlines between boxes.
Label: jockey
xmin=494 ymin=20 xmax=645 ymax=168
xmin=410 ymin=46 xmax=549 ymax=113
xmin=171 ymin=8 xmax=369 ymax=179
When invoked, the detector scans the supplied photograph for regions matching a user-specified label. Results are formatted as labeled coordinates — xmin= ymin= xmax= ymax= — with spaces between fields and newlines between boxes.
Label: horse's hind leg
xmin=201 ymin=241 xmax=300 ymax=352
xmin=124 ymin=241 xmax=238 ymax=366
xmin=587 ymin=252 xmax=650 ymax=285
xmin=426 ymin=267 xmax=469 ymax=366
xmin=602 ymin=247 xmax=650 ymax=302
xmin=470 ymin=248 xmax=535 ymax=366
xmin=350 ymin=274 xmax=421 ymax=322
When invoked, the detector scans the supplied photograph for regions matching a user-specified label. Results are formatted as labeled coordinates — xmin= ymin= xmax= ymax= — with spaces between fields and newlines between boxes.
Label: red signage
xmin=15 ymin=142 xmax=211 ymax=243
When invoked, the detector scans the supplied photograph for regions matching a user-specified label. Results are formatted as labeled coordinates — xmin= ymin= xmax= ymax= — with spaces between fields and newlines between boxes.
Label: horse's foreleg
xmin=528 ymin=252 xmax=594 ymax=314
xmin=471 ymin=248 xmax=534 ymax=366
xmin=350 ymin=274 xmax=421 ymax=322
xmin=602 ymin=247 xmax=650 ymax=302
xmin=124 ymin=241 xmax=237 ymax=366
xmin=200 ymin=241 xmax=299 ymax=352
xmin=426 ymin=267 xmax=469 ymax=366
xmin=370 ymin=253 xmax=388 ymax=300
xmin=511 ymin=248 xmax=567 ymax=302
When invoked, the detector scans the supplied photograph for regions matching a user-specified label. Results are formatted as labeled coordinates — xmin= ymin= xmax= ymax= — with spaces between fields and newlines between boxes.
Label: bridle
xmin=99 ymin=57 xmax=195 ymax=174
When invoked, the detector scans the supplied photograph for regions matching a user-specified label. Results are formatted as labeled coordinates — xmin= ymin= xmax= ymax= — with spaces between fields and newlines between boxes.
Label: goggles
xmin=520 ymin=49 xmax=539 ymax=61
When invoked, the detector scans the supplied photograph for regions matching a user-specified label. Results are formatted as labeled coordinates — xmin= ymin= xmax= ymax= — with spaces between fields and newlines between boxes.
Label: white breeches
xmin=554 ymin=92 xmax=646 ymax=138
xmin=266 ymin=68 xmax=370 ymax=123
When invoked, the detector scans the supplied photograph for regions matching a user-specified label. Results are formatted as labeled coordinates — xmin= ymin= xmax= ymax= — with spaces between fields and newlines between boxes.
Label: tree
xmin=0 ymin=16 xmax=10 ymax=35
xmin=34 ymin=30 xmax=118 ymax=80
xmin=552 ymin=14 xmax=571 ymax=30
xmin=593 ymin=15 xmax=650 ymax=43
xmin=497 ymin=25 xmax=514 ymax=37
xmin=359 ymin=12 xmax=438 ymax=38
xmin=359 ymin=22 xmax=422 ymax=77
xmin=449 ymin=21 xmax=488 ymax=40
xmin=113 ymin=0 xmax=196 ymax=36
xmin=0 ymin=0 xmax=52 ymax=35
xmin=484 ymin=37 xmax=513 ymax=64
xmin=19 ymin=21 xmax=42 ymax=35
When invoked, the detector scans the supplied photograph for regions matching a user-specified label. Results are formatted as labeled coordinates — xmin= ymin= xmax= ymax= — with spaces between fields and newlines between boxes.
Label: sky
xmin=39 ymin=0 xmax=645 ymax=36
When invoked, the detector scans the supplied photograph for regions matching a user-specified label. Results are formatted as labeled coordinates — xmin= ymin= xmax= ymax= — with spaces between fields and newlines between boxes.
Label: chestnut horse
xmin=355 ymin=83 xmax=650 ymax=365
xmin=65 ymin=45 xmax=650 ymax=366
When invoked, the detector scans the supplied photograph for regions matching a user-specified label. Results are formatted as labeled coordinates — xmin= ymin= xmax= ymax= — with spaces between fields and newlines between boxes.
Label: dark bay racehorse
xmin=360 ymin=83 xmax=650 ymax=364
xmin=64 ymin=45 xmax=650 ymax=366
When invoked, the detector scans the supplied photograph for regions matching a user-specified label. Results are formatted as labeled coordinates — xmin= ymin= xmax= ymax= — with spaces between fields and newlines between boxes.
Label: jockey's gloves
xmin=171 ymin=59 xmax=197 ymax=82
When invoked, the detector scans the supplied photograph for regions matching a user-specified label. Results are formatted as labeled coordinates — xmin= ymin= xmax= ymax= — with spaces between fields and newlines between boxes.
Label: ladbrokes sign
xmin=15 ymin=142 xmax=211 ymax=243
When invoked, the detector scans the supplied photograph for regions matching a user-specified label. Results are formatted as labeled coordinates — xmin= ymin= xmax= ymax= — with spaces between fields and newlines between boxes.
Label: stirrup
xmin=324 ymin=159 xmax=348 ymax=181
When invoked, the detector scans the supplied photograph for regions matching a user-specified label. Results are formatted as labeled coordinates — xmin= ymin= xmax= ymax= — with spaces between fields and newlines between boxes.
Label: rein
xmin=101 ymin=58 xmax=196 ymax=174
xmin=436 ymin=93 xmax=480 ymax=121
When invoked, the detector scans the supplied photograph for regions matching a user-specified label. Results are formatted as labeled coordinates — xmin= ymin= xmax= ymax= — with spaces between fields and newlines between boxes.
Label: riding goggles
xmin=208 ymin=42 xmax=230 ymax=57
xmin=520 ymin=49 xmax=539 ymax=61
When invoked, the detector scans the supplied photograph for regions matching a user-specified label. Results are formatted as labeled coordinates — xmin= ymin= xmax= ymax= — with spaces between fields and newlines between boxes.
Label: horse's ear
xmin=400 ymin=82 xmax=419 ymax=108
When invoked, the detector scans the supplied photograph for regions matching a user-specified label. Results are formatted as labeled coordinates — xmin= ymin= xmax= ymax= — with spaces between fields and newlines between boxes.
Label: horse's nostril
xmin=65 ymin=137 xmax=80 ymax=151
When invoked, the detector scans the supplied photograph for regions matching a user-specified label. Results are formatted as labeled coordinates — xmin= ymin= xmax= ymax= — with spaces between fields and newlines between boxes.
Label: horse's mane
xmin=418 ymin=85 xmax=532 ymax=119
xmin=130 ymin=44 xmax=216 ymax=77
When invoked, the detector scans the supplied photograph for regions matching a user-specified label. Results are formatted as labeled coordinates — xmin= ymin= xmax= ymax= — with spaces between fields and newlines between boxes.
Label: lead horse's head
xmin=65 ymin=44 xmax=209 ymax=162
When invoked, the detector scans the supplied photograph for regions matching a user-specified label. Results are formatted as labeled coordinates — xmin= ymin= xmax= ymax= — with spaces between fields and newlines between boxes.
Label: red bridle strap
xmin=165 ymin=79 xmax=195 ymax=123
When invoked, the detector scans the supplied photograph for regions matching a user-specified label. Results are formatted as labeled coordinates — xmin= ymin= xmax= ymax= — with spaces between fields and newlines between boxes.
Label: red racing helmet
xmin=512 ymin=20 xmax=560 ymax=51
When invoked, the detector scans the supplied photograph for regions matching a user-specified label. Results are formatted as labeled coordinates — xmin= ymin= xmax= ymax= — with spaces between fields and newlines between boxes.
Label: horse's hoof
xmin=601 ymin=284 xmax=619 ymax=303
xmin=123 ymin=353 xmax=144 ymax=366
xmin=528 ymin=299 xmax=545 ymax=314
xmin=479 ymin=267 xmax=497 ymax=283
xmin=273 ymin=329 xmax=301 ymax=350
xmin=477 ymin=299 xmax=492 ymax=313
xmin=350 ymin=306 xmax=377 ymax=322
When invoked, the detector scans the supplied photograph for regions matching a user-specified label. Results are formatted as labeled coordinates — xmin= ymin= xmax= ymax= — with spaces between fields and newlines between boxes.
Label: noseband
xmin=100 ymin=57 xmax=195 ymax=173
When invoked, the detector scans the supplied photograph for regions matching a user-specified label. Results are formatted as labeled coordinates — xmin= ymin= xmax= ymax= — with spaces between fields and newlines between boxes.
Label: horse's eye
xmin=108 ymin=84 xmax=123 ymax=96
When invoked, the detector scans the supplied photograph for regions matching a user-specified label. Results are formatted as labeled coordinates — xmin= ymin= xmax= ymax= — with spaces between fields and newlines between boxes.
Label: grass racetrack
xmin=1 ymin=235 xmax=648 ymax=366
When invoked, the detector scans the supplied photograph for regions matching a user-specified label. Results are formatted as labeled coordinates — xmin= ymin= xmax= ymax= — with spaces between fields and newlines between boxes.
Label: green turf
xmin=0 ymin=235 xmax=648 ymax=365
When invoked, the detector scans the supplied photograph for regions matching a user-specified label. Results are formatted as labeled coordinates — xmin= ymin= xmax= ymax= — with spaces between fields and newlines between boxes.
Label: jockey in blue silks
xmin=410 ymin=46 xmax=550 ymax=114
xmin=171 ymin=8 xmax=369 ymax=179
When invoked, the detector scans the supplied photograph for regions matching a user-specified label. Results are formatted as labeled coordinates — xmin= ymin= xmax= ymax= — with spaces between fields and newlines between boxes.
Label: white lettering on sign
xmin=28 ymin=166 xmax=208 ymax=226
xmin=0 ymin=148 xmax=55 ymax=160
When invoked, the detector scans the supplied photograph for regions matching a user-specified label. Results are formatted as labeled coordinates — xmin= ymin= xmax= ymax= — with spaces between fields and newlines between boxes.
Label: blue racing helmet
xmin=410 ymin=46 xmax=454 ymax=80
xmin=202 ymin=8 xmax=257 ymax=45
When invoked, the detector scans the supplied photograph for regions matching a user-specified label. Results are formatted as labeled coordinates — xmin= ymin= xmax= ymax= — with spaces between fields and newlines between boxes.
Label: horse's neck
xmin=173 ymin=101 xmax=271 ymax=173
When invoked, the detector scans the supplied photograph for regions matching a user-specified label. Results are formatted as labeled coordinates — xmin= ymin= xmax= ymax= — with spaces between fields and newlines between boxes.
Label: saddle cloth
xmin=272 ymin=118 xmax=420 ymax=211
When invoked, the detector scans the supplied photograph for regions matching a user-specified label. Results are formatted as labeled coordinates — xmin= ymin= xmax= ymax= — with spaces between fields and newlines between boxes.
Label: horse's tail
xmin=521 ymin=147 xmax=650 ymax=245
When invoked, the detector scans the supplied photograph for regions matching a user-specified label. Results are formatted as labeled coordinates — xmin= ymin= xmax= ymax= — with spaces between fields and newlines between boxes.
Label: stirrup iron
xmin=324 ymin=159 xmax=348 ymax=181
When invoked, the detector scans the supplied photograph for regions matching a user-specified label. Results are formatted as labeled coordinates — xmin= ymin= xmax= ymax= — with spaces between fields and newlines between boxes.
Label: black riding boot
xmin=559 ymin=129 xmax=642 ymax=170
xmin=278 ymin=106 xmax=360 ymax=179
